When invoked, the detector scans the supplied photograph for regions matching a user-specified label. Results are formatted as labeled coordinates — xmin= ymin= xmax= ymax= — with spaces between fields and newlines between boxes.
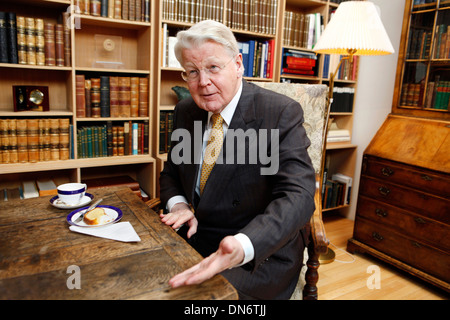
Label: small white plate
xmin=67 ymin=205 xmax=123 ymax=228
xmin=50 ymin=193 xmax=93 ymax=209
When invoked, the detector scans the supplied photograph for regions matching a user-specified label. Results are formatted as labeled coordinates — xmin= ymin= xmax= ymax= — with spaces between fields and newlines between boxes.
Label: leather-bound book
xmin=75 ymin=74 xmax=86 ymax=117
xmin=100 ymin=76 xmax=110 ymax=117
xmin=84 ymin=79 xmax=92 ymax=117
xmin=16 ymin=16 xmax=26 ymax=64
xmin=118 ymin=77 xmax=131 ymax=117
xmin=130 ymin=77 xmax=139 ymax=117
xmin=0 ymin=12 xmax=8 ymax=63
xmin=62 ymin=12 xmax=71 ymax=66
xmin=6 ymin=12 xmax=18 ymax=64
xmin=90 ymin=78 xmax=101 ymax=117
xmin=44 ymin=22 xmax=55 ymax=66
xmin=139 ymin=77 xmax=148 ymax=117
xmin=55 ymin=24 xmax=64 ymax=66
xmin=109 ymin=76 xmax=120 ymax=117
xmin=35 ymin=19 xmax=45 ymax=66
xmin=25 ymin=17 xmax=36 ymax=65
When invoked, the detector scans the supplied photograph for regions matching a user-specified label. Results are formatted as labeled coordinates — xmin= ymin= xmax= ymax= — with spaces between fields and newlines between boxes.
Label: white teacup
xmin=57 ymin=183 xmax=87 ymax=206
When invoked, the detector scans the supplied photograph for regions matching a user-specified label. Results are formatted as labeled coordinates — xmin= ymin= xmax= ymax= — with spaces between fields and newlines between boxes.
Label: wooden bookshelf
xmin=1 ymin=0 xmax=359 ymax=210
xmin=392 ymin=0 xmax=450 ymax=120
xmin=0 ymin=0 xmax=156 ymax=197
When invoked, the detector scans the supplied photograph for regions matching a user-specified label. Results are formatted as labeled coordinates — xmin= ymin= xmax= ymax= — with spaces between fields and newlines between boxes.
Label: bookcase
xmin=392 ymin=0 xmax=450 ymax=120
xmin=0 ymin=0 xmax=156 ymax=198
xmin=348 ymin=0 xmax=450 ymax=292
xmin=1 ymin=0 xmax=359 ymax=214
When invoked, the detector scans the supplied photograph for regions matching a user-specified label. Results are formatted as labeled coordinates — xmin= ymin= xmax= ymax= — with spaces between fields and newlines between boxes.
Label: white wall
xmin=345 ymin=0 xmax=406 ymax=220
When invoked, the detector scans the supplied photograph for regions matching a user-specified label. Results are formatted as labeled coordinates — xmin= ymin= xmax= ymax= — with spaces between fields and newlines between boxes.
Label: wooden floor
xmin=317 ymin=214 xmax=449 ymax=300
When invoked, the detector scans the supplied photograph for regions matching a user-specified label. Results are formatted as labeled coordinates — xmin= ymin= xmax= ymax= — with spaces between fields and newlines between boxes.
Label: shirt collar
xmin=208 ymin=81 xmax=243 ymax=127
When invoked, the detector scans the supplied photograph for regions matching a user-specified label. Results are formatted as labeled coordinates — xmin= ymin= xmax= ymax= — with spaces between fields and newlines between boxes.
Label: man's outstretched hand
xmin=169 ymin=236 xmax=244 ymax=288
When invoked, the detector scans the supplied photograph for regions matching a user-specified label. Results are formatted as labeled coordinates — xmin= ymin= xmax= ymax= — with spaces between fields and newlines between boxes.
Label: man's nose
xmin=198 ymin=69 xmax=211 ymax=86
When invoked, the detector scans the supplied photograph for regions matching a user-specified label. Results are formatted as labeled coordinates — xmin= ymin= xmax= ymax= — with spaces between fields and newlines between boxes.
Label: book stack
xmin=327 ymin=129 xmax=350 ymax=143
xmin=159 ymin=110 xmax=173 ymax=154
xmin=331 ymin=87 xmax=355 ymax=113
xmin=322 ymin=173 xmax=352 ymax=209
xmin=281 ymin=49 xmax=317 ymax=76
xmin=226 ymin=0 xmax=278 ymax=35
xmin=77 ymin=120 xmax=148 ymax=159
xmin=0 ymin=118 xmax=72 ymax=164
xmin=283 ymin=11 xmax=322 ymax=49
xmin=238 ymin=39 xmax=275 ymax=78
xmin=74 ymin=0 xmax=150 ymax=22
xmin=162 ymin=0 xmax=224 ymax=25
xmin=0 ymin=11 xmax=71 ymax=66
xmin=76 ymin=75 xmax=149 ymax=118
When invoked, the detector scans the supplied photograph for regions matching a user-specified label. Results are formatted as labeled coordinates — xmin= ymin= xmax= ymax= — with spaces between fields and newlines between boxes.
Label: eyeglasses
xmin=181 ymin=57 xmax=235 ymax=82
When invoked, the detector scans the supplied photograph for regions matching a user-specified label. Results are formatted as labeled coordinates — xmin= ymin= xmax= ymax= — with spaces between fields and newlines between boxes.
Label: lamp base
xmin=319 ymin=247 xmax=335 ymax=264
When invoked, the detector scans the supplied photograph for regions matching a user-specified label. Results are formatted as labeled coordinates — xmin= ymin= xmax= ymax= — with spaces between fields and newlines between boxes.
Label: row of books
xmin=433 ymin=24 xmax=450 ymax=59
xmin=2 ymin=175 xmax=148 ymax=201
xmin=407 ymin=29 xmax=432 ymax=60
xmin=400 ymin=80 xmax=450 ymax=110
xmin=331 ymin=87 xmax=355 ymax=113
xmin=281 ymin=49 xmax=317 ymax=77
xmin=161 ymin=0 xmax=278 ymax=35
xmin=283 ymin=11 xmax=322 ymax=50
xmin=75 ymin=75 xmax=149 ymax=118
xmin=2 ymin=178 xmax=69 ymax=201
xmin=0 ymin=118 xmax=72 ymax=164
xmin=159 ymin=110 xmax=174 ymax=154
xmin=225 ymin=0 xmax=278 ymax=35
xmin=77 ymin=120 xmax=149 ymax=159
xmin=320 ymin=155 xmax=352 ymax=209
xmin=0 ymin=12 xmax=71 ymax=66
xmin=323 ymin=54 xmax=359 ymax=81
xmin=162 ymin=0 xmax=224 ymax=25
xmin=74 ymin=0 xmax=150 ymax=22
xmin=238 ymin=39 xmax=275 ymax=78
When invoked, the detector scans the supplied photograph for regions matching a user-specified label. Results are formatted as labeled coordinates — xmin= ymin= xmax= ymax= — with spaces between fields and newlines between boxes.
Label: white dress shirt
xmin=166 ymin=82 xmax=254 ymax=267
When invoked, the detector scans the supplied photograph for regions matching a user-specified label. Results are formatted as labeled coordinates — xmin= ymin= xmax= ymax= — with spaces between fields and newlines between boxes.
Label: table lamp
xmin=313 ymin=0 xmax=394 ymax=263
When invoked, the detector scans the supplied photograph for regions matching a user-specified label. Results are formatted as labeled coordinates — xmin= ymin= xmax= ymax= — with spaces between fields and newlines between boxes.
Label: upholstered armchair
xmin=147 ymin=82 xmax=330 ymax=300
xmin=252 ymin=83 xmax=330 ymax=300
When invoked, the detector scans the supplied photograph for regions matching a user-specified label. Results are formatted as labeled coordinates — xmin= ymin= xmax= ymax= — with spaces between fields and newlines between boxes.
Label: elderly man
xmin=159 ymin=20 xmax=315 ymax=300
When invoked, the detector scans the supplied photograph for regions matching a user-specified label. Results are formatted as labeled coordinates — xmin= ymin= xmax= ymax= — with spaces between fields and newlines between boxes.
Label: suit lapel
xmin=182 ymin=101 xmax=208 ymax=205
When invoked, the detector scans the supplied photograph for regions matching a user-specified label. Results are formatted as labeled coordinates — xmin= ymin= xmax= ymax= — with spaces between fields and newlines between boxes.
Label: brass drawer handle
xmin=375 ymin=208 xmax=388 ymax=218
xmin=381 ymin=167 xmax=394 ymax=177
xmin=372 ymin=232 xmax=384 ymax=242
xmin=378 ymin=186 xmax=390 ymax=197
xmin=411 ymin=241 xmax=422 ymax=249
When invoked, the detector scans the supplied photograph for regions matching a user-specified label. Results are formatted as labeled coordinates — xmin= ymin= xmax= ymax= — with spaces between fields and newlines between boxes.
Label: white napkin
xmin=69 ymin=222 xmax=141 ymax=242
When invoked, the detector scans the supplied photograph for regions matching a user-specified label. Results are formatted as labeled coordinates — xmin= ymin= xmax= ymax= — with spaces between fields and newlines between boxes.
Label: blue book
xmin=247 ymin=40 xmax=256 ymax=77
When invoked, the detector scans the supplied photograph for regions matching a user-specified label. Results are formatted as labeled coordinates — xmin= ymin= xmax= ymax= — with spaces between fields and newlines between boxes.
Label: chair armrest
xmin=309 ymin=187 xmax=330 ymax=255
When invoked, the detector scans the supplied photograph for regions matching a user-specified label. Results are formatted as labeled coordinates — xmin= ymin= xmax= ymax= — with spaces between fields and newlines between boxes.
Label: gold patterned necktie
xmin=199 ymin=113 xmax=224 ymax=195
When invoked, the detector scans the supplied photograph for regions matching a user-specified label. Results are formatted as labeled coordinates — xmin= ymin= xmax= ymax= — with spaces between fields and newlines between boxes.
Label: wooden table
xmin=0 ymin=187 xmax=237 ymax=300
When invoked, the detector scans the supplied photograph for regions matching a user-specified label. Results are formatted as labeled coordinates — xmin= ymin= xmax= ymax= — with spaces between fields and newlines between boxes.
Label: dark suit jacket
xmin=160 ymin=80 xmax=316 ymax=299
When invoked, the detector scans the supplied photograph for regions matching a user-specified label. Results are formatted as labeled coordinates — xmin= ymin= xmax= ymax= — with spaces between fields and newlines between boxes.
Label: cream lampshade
xmin=313 ymin=1 xmax=394 ymax=264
